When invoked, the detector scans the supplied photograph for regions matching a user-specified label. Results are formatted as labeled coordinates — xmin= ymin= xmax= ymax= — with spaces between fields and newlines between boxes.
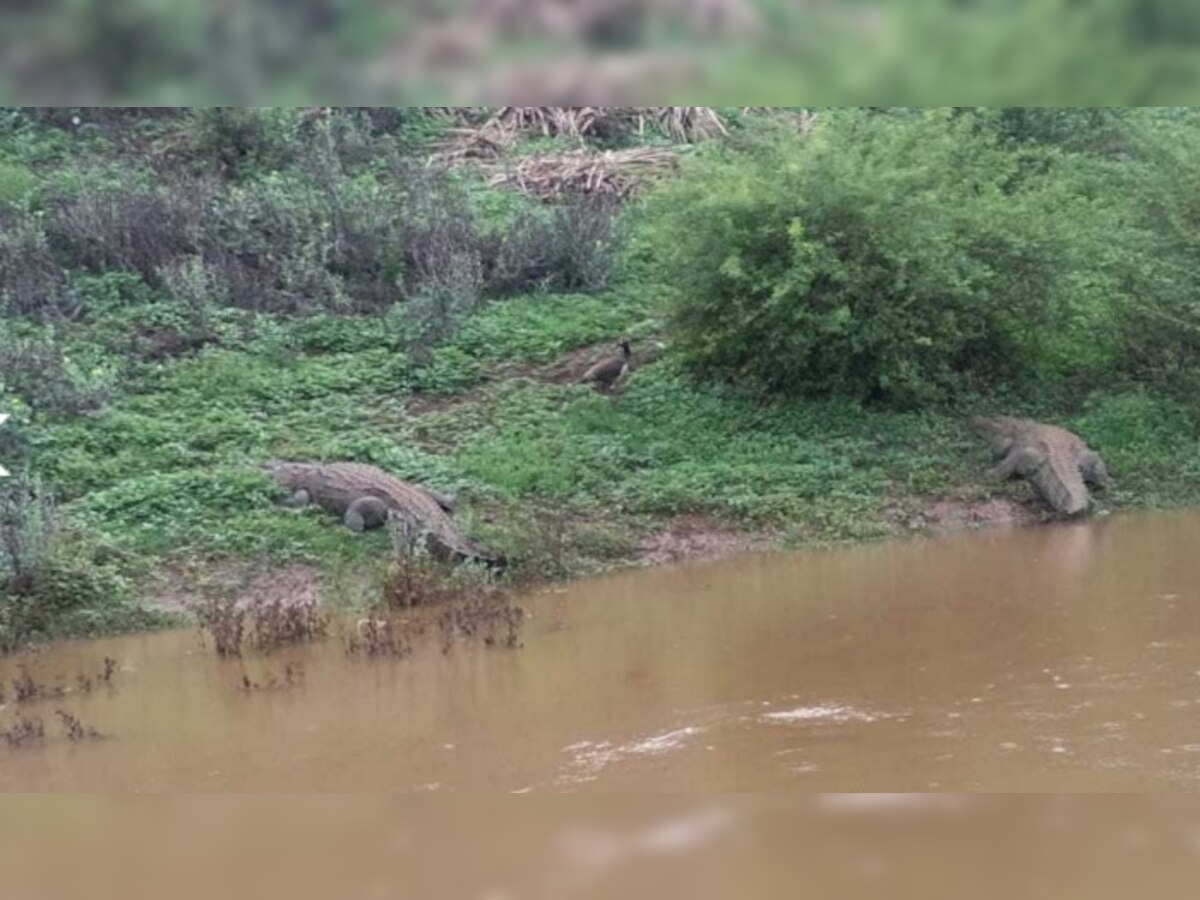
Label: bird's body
xmin=579 ymin=340 xmax=632 ymax=393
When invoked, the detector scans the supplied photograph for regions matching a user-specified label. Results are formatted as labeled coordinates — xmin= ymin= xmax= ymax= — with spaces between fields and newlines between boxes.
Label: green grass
xmin=30 ymin=283 xmax=1200 ymax=585
xmin=4 ymin=271 xmax=1200 ymax=653
xmin=7 ymin=107 xmax=1200 ymax=650
xmin=24 ymin=280 xmax=1200 ymax=593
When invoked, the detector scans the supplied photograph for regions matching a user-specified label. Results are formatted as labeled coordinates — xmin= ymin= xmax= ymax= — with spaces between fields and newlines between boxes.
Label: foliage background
xmin=3 ymin=105 xmax=1200 ymax=647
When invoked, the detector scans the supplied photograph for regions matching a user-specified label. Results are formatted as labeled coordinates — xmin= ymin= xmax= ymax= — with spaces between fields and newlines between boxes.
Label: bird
xmin=578 ymin=339 xmax=632 ymax=393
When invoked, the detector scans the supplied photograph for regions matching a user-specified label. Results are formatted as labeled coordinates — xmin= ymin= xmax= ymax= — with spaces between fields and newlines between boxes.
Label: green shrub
xmin=488 ymin=195 xmax=622 ymax=296
xmin=640 ymin=111 xmax=1120 ymax=405
xmin=0 ymin=327 xmax=113 ymax=419
xmin=0 ymin=208 xmax=77 ymax=318
xmin=157 ymin=254 xmax=222 ymax=338
xmin=1099 ymin=114 xmax=1200 ymax=381
xmin=0 ymin=160 xmax=37 ymax=207
xmin=43 ymin=174 xmax=209 ymax=286
xmin=192 ymin=108 xmax=300 ymax=179
xmin=0 ymin=472 xmax=57 ymax=591
xmin=1074 ymin=389 xmax=1200 ymax=509
xmin=0 ymin=474 xmax=161 ymax=652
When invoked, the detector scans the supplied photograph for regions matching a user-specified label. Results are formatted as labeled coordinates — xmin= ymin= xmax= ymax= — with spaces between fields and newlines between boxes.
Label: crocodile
xmin=264 ymin=461 xmax=504 ymax=570
xmin=970 ymin=417 xmax=1108 ymax=517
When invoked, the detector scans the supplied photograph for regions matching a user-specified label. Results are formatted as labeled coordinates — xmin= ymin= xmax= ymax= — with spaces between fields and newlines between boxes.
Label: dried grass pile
xmin=432 ymin=125 xmax=516 ymax=164
xmin=491 ymin=106 xmax=727 ymax=142
xmin=487 ymin=147 xmax=679 ymax=199
xmin=432 ymin=105 xmax=728 ymax=183
xmin=648 ymin=106 xmax=728 ymax=142
xmin=493 ymin=106 xmax=610 ymax=138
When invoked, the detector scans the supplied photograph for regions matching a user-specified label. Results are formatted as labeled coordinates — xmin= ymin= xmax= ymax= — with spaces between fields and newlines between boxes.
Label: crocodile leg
xmin=992 ymin=447 xmax=1044 ymax=480
xmin=989 ymin=436 xmax=1015 ymax=463
xmin=1078 ymin=451 xmax=1108 ymax=487
xmin=281 ymin=488 xmax=311 ymax=508
xmin=345 ymin=496 xmax=390 ymax=532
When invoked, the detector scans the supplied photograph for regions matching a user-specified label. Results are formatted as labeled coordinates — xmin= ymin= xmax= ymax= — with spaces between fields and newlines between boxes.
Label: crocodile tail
xmin=1032 ymin=454 xmax=1089 ymax=516
xmin=425 ymin=532 xmax=507 ymax=573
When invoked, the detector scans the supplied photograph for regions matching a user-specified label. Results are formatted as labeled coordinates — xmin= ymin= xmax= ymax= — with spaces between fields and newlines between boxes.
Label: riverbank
xmin=26 ymin=292 xmax=1199 ymax=625
xmin=6 ymin=107 xmax=1200 ymax=648
xmin=8 ymin=247 xmax=1200 ymax=643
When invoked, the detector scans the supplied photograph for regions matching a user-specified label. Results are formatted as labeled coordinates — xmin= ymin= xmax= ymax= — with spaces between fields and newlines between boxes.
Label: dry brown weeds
xmin=487 ymin=147 xmax=679 ymax=199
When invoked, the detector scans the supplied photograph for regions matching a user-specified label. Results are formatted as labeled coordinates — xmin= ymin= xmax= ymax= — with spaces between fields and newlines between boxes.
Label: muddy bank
xmin=138 ymin=491 xmax=1082 ymax=618
xmin=881 ymin=488 xmax=1049 ymax=534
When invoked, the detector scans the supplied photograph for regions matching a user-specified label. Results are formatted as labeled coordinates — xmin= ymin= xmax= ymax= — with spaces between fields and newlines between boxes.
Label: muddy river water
xmin=4 ymin=511 xmax=1200 ymax=791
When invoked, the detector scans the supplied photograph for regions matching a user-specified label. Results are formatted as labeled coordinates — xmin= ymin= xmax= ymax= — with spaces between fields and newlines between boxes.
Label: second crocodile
xmin=970 ymin=417 xmax=1108 ymax=517
xmin=264 ymin=461 xmax=505 ymax=570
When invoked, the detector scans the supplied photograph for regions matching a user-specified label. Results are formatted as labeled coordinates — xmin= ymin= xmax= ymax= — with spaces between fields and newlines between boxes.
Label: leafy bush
xmin=404 ymin=252 xmax=485 ymax=364
xmin=24 ymin=154 xmax=494 ymax=319
xmin=640 ymin=111 xmax=1120 ymax=405
xmin=0 ymin=474 xmax=158 ymax=652
xmin=212 ymin=171 xmax=361 ymax=312
xmin=1097 ymin=113 xmax=1200 ymax=382
xmin=191 ymin=108 xmax=299 ymax=179
xmin=488 ymin=194 xmax=621 ymax=296
xmin=43 ymin=174 xmax=209 ymax=284
xmin=0 ymin=472 xmax=58 ymax=591
xmin=0 ymin=160 xmax=37 ymax=207
xmin=0 ymin=208 xmax=77 ymax=318
xmin=0 ymin=328 xmax=112 ymax=419
xmin=158 ymin=254 xmax=222 ymax=338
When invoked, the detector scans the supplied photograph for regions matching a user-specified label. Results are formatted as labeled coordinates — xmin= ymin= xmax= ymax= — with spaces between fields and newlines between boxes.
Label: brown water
xmin=8 ymin=795 xmax=1200 ymax=899
xmin=4 ymin=511 xmax=1200 ymax=791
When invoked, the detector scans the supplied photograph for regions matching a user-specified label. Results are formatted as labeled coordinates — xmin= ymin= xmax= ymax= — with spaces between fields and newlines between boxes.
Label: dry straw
xmin=431 ymin=106 xmax=728 ymax=198
xmin=487 ymin=147 xmax=679 ymax=199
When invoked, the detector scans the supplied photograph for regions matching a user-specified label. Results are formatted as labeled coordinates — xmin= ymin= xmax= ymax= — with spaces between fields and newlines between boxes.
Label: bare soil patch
xmin=884 ymin=487 xmax=1045 ymax=534
xmin=635 ymin=515 xmax=775 ymax=567
xmin=142 ymin=561 xmax=325 ymax=615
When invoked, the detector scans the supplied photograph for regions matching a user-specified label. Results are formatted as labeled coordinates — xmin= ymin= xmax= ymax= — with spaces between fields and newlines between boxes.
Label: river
xmin=3 ymin=510 xmax=1200 ymax=791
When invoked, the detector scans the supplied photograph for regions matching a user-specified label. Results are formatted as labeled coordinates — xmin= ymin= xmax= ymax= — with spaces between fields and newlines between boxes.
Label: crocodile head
xmin=432 ymin=535 xmax=508 ymax=575
xmin=969 ymin=416 xmax=1022 ymax=461
xmin=969 ymin=416 xmax=1006 ymax=436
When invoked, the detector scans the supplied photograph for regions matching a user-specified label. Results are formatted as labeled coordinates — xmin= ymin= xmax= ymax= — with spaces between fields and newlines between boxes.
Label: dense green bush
xmin=640 ymin=110 xmax=1125 ymax=405
xmin=0 ymin=206 xmax=78 ymax=317
xmin=191 ymin=108 xmax=300 ymax=179
xmin=0 ymin=474 xmax=160 ymax=652
xmin=1101 ymin=114 xmax=1200 ymax=381
xmin=0 ymin=160 xmax=37 ymax=207
xmin=0 ymin=326 xmax=113 ymax=419
xmin=489 ymin=195 xmax=622 ymax=296
xmin=4 ymin=146 xmax=621 ymax=328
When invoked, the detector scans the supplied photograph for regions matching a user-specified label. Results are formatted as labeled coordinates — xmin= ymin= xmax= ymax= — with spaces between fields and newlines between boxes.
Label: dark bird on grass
xmin=579 ymin=339 xmax=632 ymax=393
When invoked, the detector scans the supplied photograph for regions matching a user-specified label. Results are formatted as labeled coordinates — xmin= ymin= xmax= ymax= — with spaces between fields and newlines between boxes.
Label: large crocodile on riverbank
xmin=970 ymin=417 xmax=1108 ymax=517
xmin=264 ymin=461 xmax=505 ymax=570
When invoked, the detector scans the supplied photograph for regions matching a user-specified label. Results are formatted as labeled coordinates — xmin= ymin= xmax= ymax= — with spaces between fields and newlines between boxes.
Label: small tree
xmin=0 ymin=471 xmax=58 ymax=593
xmin=640 ymin=110 xmax=1120 ymax=405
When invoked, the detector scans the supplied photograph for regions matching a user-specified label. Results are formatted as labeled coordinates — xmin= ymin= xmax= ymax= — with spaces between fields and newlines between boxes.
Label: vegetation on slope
xmin=3 ymin=106 xmax=1200 ymax=650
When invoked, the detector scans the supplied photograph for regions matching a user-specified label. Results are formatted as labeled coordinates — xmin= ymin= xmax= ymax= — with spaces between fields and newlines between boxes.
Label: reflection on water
xmin=5 ymin=796 xmax=1200 ymax=900
xmin=3 ymin=510 xmax=1200 ymax=790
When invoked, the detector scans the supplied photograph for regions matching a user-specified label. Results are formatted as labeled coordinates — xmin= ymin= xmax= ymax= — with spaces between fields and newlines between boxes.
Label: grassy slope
xmin=29 ymin=282 xmax=1200 ymax=598
xmin=8 ymin=111 xmax=1200 ymax=625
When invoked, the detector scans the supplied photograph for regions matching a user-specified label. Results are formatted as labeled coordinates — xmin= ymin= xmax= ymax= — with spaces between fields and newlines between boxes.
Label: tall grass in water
xmin=343 ymin=521 xmax=526 ymax=657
